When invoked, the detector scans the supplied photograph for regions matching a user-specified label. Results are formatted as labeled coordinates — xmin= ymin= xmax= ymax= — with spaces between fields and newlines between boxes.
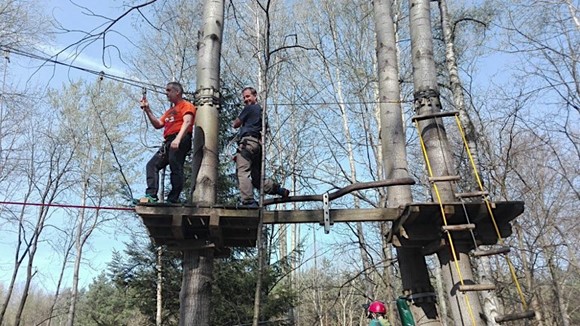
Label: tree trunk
xmin=157 ymin=247 xmax=163 ymax=326
xmin=514 ymin=222 xmax=544 ymax=325
xmin=374 ymin=0 xmax=441 ymax=324
xmin=438 ymin=0 xmax=502 ymax=323
xmin=548 ymin=256 xmax=571 ymax=326
xmin=48 ymin=239 xmax=73 ymax=326
xmin=0 ymin=195 xmax=30 ymax=324
xmin=409 ymin=0 xmax=484 ymax=324
xmin=179 ymin=250 xmax=215 ymax=326
xmin=65 ymin=181 xmax=88 ymax=326
xmin=182 ymin=0 xmax=224 ymax=325
xmin=321 ymin=5 xmax=374 ymax=297
xmin=438 ymin=0 xmax=480 ymax=167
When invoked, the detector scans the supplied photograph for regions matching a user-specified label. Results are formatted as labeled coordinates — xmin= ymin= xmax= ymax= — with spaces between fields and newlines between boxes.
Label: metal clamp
xmin=194 ymin=87 xmax=221 ymax=107
xmin=405 ymin=292 xmax=437 ymax=303
xmin=323 ymin=193 xmax=331 ymax=234
xmin=413 ymin=89 xmax=442 ymax=112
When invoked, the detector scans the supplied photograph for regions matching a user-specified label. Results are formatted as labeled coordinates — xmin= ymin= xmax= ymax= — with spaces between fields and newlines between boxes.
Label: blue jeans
xmin=146 ymin=133 xmax=192 ymax=202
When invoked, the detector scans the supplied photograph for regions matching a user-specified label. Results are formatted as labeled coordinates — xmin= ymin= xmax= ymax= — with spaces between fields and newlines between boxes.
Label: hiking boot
xmin=166 ymin=198 xmax=183 ymax=204
xmin=276 ymin=186 xmax=290 ymax=198
xmin=241 ymin=200 xmax=259 ymax=208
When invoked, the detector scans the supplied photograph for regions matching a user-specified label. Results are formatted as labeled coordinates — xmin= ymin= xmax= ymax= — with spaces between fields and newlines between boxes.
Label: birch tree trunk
xmin=374 ymin=0 xmax=441 ymax=324
xmin=181 ymin=0 xmax=224 ymax=325
xmin=438 ymin=0 xmax=501 ymax=323
xmin=324 ymin=1 xmax=374 ymax=298
xmin=409 ymin=0 xmax=484 ymax=324
xmin=157 ymin=247 xmax=163 ymax=326
xmin=14 ymin=152 xmax=73 ymax=325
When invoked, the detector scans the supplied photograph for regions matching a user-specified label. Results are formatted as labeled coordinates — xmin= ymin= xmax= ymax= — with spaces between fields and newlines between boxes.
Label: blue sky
xmin=0 ymin=1 xmax=145 ymax=293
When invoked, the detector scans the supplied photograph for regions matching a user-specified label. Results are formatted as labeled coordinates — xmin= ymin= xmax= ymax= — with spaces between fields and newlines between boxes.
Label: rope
xmin=415 ymin=121 xmax=478 ymax=326
xmin=429 ymin=108 xmax=481 ymax=262
xmin=454 ymin=115 xmax=528 ymax=310
xmin=0 ymin=201 xmax=135 ymax=211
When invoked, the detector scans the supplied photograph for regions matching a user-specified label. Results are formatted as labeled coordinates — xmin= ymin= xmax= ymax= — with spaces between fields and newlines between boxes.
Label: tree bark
xmin=156 ymin=247 xmax=163 ymax=326
xmin=409 ymin=0 xmax=484 ymax=324
xmin=374 ymin=0 xmax=442 ymax=324
xmin=181 ymin=0 xmax=224 ymax=325
xmin=179 ymin=250 xmax=215 ymax=326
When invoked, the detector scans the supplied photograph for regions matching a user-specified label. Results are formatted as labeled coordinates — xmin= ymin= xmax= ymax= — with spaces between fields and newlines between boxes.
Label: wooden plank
xmin=411 ymin=110 xmax=459 ymax=122
xmin=171 ymin=214 xmax=184 ymax=239
xmin=495 ymin=311 xmax=535 ymax=323
xmin=209 ymin=212 xmax=223 ymax=247
xmin=458 ymin=284 xmax=496 ymax=292
xmin=135 ymin=206 xmax=260 ymax=219
xmin=156 ymin=239 xmax=210 ymax=249
xmin=472 ymin=246 xmax=510 ymax=257
xmin=262 ymin=207 xmax=400 ymax=224
xmin=455 ymin=191 xmax=489 ymax=199
xmin=428 ymin=175 xmax=460 ymax=182
xmin=442 ymin=224 xmax=476 ymax=232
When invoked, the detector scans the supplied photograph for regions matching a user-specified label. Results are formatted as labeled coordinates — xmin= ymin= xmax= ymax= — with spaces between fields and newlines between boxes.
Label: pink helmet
xmin=368 ymin=301 xmax=387 ymax=314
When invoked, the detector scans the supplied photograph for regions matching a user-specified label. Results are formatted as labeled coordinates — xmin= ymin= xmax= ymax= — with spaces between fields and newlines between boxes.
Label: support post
xmin=179 ymin=1 xmax=224 ymax=325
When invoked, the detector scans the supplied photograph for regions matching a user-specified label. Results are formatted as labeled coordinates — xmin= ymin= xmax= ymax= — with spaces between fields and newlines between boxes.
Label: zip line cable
xmin=1 ymin=45 xmax=165 ymax=95
xmin=2 ymin=45 xmax=412 ymax=107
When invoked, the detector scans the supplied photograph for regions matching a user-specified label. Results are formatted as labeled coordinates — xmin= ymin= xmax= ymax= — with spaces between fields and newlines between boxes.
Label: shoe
xmin=166 ymin=198 xmax=183 ymax=204
xmin=276 ymin=186 xmax=290 ymax=198
xmin=138 ymin=194 xmax=158 ymax=204
xmin=241 ymin=200 xmax=259 ymax=208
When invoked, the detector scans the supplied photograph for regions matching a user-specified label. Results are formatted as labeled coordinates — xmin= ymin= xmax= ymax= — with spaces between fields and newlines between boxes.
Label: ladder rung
xmin=411 ymin=110 xmax=459 ymax=122
xmin=472 ymin=246 xmax=511 ymax=257
xmin=455 ymin=191 xmax=489 ymax=198
xmin=428 ymin=175 xmax=461 ymax=182
xmin=458 ymin=284 xmax=496 ymax=292
xmin=495 ymin=310 xmax=535 ymax=323
xmin=442 ymin=224 xmax=475 ymax=232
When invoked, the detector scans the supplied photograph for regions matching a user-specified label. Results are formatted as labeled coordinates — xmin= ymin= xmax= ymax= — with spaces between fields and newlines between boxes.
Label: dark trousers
xmin=146 ymin=133 xmax=192 ymax=202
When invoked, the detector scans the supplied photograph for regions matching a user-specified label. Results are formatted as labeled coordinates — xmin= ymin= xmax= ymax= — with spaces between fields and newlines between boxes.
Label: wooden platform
xmin=134 ymin=201 xmax=524 ymax=254
xmin=386 ymin=201 xmax=524 ymax=254
xmin=134 ymin=204 xmax=402 ymax=252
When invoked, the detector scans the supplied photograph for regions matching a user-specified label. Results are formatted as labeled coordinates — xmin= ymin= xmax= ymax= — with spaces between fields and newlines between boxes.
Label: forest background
xmin=0 ymin=0 xmax=578 ymax=325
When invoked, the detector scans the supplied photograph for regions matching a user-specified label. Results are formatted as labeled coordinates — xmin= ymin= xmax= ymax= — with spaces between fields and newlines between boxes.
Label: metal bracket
xmin=194 ymin=87 xmax=221 ymax=107
xmin=405 ymin=292 xmax=437 ymax=303
xmin=412 ymin=89 xmax=442 ymax=113
xmin=323 ymin=193 xmax=331 ymax=234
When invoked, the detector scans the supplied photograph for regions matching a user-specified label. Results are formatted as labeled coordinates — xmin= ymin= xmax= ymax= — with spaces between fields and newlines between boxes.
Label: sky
xmin=0 ymin=0 xmax=148 ymax=293
xmin=0 ymin=0 xmax=535 ymax=296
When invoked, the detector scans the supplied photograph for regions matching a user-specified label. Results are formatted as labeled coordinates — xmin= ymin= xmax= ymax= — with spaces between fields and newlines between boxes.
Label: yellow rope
xmin=416 ymin=120 xmax=478 ymax=326
xmin=454 ymin=115 xmax=528 ymax=310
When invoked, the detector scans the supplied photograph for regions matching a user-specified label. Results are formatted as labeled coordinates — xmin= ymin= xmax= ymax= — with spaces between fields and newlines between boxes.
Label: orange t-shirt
xmin=160 ymin=100 xmax=196 ymax=138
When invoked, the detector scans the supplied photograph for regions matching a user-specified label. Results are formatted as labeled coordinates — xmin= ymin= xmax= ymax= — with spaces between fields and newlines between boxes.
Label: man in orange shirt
xmin=140 ymin=82 xmax=196 ymax=203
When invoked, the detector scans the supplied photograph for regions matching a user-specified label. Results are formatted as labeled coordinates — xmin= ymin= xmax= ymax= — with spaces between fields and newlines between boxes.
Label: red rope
xmin=0 ymin=201 xmax=135 ymax=211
